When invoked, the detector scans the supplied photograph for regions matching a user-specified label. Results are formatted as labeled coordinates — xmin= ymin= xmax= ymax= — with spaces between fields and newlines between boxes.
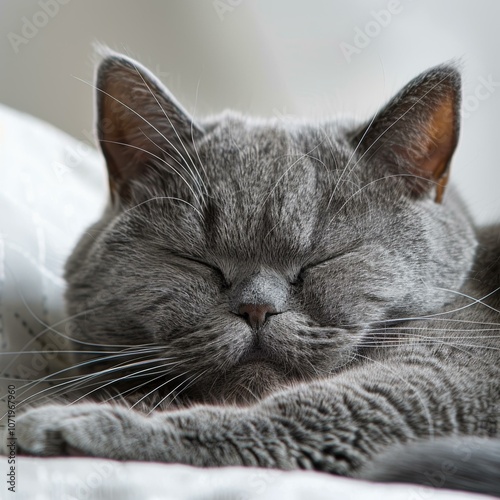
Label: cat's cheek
xmin=299 ymin=252 xmax=408 ymax=327
xmin=145 ymin=279 xmax=223 ymax=337
xmin=299 ymin=270 xmax=359 ymax=327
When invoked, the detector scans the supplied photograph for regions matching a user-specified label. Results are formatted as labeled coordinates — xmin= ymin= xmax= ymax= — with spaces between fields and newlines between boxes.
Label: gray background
xmin=1 ymin=0 xmax=499 ymax=223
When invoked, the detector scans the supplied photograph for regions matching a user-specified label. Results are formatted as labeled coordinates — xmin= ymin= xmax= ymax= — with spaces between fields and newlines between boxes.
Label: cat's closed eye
xmin=293 ymin=247 xmax=361 ymax=285
xmin=291 ymin=257 xmax=338 ymax=286
xmin=173 ymin=253 xmax=231 ymax=288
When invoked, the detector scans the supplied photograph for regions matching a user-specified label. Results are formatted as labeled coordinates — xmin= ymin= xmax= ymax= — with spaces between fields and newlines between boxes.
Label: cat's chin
xmin=202 ymin=360 xmax=293 ymax=406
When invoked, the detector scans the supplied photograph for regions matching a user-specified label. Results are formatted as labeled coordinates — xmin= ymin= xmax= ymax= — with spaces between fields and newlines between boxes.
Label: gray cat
xmin=16 ymin=52 xmax=500 ymax=495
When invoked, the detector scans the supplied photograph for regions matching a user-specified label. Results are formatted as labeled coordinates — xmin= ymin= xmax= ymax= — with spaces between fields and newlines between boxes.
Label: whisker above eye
xmin=133 ymin=65 xmax=209 ymax=203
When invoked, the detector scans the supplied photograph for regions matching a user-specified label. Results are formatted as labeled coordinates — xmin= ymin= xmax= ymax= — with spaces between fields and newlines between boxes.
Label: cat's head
xmin=65 ymin=52 xmax=476 ymax=405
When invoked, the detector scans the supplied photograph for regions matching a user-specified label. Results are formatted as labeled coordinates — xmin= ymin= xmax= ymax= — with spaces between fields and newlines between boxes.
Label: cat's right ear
xmin=95 ymin=51 xmax=204 ymax=203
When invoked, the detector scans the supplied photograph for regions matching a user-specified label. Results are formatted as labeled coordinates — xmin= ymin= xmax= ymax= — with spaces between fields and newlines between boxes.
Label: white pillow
xmin=0 ymin=103 xmax=107 ymax=412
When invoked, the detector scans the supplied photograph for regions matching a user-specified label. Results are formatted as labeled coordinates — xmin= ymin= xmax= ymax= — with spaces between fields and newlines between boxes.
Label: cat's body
xmin=16 ymin=52 xmax=500 ymax=494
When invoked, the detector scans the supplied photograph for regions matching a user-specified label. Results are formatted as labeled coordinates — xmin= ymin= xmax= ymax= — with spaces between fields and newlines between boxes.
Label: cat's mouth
xmin=238 ymin=346 xmax=272 ymax=364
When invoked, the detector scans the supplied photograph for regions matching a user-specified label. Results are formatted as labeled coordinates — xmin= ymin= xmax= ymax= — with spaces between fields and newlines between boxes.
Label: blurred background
xmin=1 ymin=0 xmax=499 ymax=223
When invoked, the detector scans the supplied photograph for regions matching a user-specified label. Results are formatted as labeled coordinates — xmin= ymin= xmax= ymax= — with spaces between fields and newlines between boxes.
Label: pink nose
xmin=238 ymin=303 xmax=277 ymax=329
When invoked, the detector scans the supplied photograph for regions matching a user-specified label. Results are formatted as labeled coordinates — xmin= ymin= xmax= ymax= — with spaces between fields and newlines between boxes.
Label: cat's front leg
xmin=16 ymin=402 xmax=265 ymax=465
xmin=16 ymin=403 xmax=157 ymax=459
xmin=16 ymin=384 xmax=385 ymax=474
xmin=17 ymin=402 xmax=305 ymax=468
xmin=15 ymin=397 xmax=348 ymax=472
xmin=20 ymin=355 xmax=476 ymax=474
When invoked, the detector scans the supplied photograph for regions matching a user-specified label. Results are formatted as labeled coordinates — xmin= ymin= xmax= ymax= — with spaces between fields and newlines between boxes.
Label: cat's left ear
xmin=352 ymin=65 xmax=461 ymax=203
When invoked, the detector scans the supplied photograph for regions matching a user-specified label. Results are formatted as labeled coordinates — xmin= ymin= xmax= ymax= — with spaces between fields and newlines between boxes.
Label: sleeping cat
xmin=16 ymin=51 xmax=500 ymax=495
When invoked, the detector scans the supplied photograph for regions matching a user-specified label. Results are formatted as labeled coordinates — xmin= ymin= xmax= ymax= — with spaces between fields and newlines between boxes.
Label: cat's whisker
xmin=262 ymin=140 xmax=326 ymax=206
xmin=377 ymin=326 xmax=500 ymax=333
xmin=3 ymin=270 xmax=160 ymax=361
xmin=154 ymin=368 xmax=209 ymax=412
xmin=295 ymin=355 xmax=325 ymax=379
xmin=318 ymin=131 xmax=340 ymax=180
xmin=12 ymin=357 xmax=159 ymax=408
xmin=77 ymin=75 xmax=205 ymax=196
xmin=3 ymin=345 xmax=165 ymax=407
xmin=70 ymin=358 xmax=190 ymax=405
xmin=331 ymin=70 xmax=458 ymax=203
xmin=124 ymin=194 xmax=204 ymax=220
xmin=365 ymin=334 xmax=500 ymax=344
xmin=307 ymin=351 xmax=359 ymax=377
xmin=133 ymin=65 xmax=209 ymax=204
xmin=292 ymin=328 xmax=500 ymax=357
xmin=131 ymin=369 xmax=193 ymax=411
xmin=1 ymin=278 xmax=115 ymax=375
xmin=13 ymin=356 xmax=172 ymax=410
xmin=328 ymin=173 xmax=436 ymax=226
xmin=140 ymin=131 xmax=206 ymax=207
xmin=0 ymin=349 xmax=138 ymax=356
xmin=335 ymin=300 xmax=500 ymax=329
xmin=18 ymin=362 xmax=165 ymax=410
xmin=76 ymin=75 xmax=207 ymax=211
xmin=326 ymin=109 xmax=378 ymax=211
xmin=372 ymin=319 xmax=500 ymax=328
xmin=434 ymin=286 xmax=500 ymax=315
xmin=100 ymin=369 xmax=174 ymax=404
xmin=191 ymin=78 xmax=210 ymax=182
xmin=362 ymin=331 xmax=500 ymax=362
xmin=68 ymin=365 xmax=177 ymax=406
xmin=99 ymin=138 xmax=203 ymax=214
xmin=263 ymin=220 xmax=283 ymax=242
xmin=10 ymin=346 xmax=166 ymax=397
xmin=233 ymin=380 xmax=260 ymax=405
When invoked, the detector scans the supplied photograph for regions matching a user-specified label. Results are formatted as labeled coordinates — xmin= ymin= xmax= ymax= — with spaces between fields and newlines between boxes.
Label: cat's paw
xmin=17 ymin=403 xmax=149 ymax=459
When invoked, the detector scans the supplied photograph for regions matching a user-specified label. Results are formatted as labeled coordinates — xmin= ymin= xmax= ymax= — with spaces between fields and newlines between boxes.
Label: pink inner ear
xmin=420 ymin=97 xmax=457 ymax=203
xmin=96 ymin=56 xmax=204 ymax=206
xmin=386 ymin=96 xmax=457 ymax=203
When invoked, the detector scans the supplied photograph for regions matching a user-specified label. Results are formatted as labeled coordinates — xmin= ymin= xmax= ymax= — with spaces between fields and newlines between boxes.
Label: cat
xmin=15 ymin=50 xmax=500 ymax=495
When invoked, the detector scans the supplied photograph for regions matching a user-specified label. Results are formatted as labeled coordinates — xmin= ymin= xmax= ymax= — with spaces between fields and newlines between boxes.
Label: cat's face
xmin=64 ymin=52 xmax=476 ymax=405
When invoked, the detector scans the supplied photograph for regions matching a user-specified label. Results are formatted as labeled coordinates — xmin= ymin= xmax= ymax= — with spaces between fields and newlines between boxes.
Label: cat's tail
xmin=360 ymin=437 xmax=500 ymax=497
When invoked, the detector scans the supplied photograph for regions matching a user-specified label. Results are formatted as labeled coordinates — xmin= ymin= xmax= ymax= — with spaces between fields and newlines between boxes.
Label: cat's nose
xmin=238 ymin=303 xmax=277 ymax=330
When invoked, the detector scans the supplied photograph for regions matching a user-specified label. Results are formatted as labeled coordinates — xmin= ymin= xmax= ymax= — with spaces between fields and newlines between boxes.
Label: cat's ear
xmin=95 ymin=51 xmax=204 ymax=202
xmin=352 ymin=65 xmax=461 ymax=203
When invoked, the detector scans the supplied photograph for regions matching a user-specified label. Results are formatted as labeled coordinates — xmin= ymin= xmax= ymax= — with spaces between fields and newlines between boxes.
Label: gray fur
xmin=362 ymin=437 xmax=500 ymax=496
xmin=16 ymin=53 xmax=500 ymax=494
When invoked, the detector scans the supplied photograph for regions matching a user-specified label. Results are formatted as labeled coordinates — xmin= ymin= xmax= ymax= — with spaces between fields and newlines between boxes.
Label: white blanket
xmin=0 ymin=104 xmax=491 ymax=499
xmin=0 ymin=456 xmax=488 ymax=500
